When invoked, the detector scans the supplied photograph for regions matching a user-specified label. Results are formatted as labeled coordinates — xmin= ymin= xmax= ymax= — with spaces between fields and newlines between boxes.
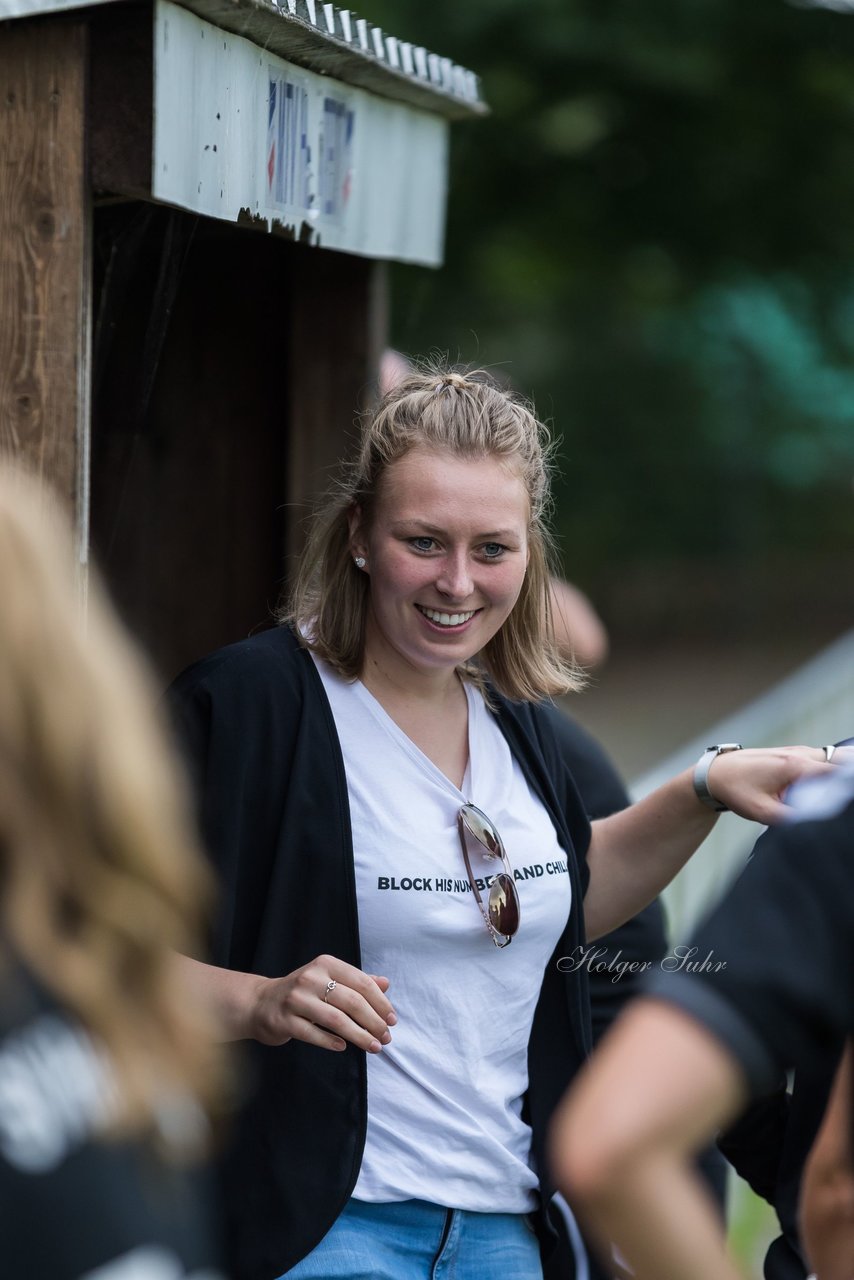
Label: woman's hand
xmin=705 ymin=746 xmax=831 ymax=824
xmin=246 ymin=956 xmax=397 ymax=1053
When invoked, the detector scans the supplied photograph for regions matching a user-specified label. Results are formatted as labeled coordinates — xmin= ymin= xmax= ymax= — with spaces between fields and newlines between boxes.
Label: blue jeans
xmin=281 ymin=1197 xmax=543 ymax=1279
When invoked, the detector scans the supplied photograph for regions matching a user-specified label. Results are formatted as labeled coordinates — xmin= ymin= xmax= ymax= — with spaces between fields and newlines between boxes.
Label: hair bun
xmin=435 ymin=372 xmax=468 ymax=393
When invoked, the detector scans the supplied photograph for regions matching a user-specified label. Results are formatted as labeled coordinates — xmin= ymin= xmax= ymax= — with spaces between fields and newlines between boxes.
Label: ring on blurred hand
xmin=823 ymin=745 xmax=836 ymax=763
xmin=323 ymin=979 xmax=337 ymax=1002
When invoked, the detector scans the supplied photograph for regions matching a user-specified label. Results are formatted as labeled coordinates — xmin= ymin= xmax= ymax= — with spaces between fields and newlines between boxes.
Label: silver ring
xmin=323 ymin=979 xmax=337 ymax=1002
xmin=823 ymin=745 xmax=837 ymax=763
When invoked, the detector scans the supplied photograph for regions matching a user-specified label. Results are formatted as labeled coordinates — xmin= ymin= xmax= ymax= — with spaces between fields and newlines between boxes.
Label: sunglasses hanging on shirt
xmin=457 ymin=803 xmax=521 ymax=948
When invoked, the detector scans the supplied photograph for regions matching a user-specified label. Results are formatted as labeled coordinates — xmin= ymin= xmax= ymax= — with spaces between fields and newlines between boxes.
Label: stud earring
xmin=354 ymin=556 xmax=366 ymax=569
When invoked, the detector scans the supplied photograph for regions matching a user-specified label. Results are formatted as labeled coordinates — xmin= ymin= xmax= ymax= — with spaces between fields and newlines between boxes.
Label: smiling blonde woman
xmin=170 ymin=361 xmax=831 ymax=1280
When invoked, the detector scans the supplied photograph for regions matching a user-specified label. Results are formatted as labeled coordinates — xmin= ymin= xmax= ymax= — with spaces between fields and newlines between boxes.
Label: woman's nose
xmin=436 ymin=554 xmax=473 ymax=601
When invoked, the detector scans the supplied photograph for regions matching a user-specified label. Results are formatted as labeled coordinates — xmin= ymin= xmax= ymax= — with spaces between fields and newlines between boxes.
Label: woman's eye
xmin=481 ymin=542 xmax=506 ymax=559
xmin=409 ymin=537 xmax=436 ymax=553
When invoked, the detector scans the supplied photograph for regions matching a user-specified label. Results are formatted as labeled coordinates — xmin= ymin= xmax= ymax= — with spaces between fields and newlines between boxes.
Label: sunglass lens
xmin=460 ymin=804 xmax=500 ymax=856
xmin=488 ymin=872 xmax=520 ymax=937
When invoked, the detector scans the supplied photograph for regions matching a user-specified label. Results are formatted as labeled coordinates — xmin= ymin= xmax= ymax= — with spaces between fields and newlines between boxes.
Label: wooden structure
xmin=0 ymin=0 xmax=484 ymax=678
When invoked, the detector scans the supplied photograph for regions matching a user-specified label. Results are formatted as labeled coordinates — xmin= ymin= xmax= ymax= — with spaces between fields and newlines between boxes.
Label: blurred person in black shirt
xmin=550 ymin=750 xmax=854 ymax=1280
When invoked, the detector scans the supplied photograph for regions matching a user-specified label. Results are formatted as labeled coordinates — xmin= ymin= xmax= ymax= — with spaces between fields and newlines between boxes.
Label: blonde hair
xmin=0 ymin=462 xmax=222 ymax=1150
xmin=286 ymin=361 xmax=583 ymax=701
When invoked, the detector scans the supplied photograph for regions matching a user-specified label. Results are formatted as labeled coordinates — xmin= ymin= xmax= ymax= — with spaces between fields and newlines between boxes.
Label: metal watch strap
xmin=693 ymin=743 xmax=743 ymax=812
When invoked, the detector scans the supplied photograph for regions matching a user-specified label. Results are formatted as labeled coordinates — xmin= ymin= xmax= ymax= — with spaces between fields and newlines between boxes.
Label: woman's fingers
xmin=315 ymin=959 xmax=396 ymax=1033
xmin=286 ymin=1016 xmax=348 ymax=1052
xmin=319 ymin=989 xmax=392 ymax=1053
xmin=249 ymin=955 xmax=396 ymax=1053
xmin=709 ymin=747 xmax=832 ymax=823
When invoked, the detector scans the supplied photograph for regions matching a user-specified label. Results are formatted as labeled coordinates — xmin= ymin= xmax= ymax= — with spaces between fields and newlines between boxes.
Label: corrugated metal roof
xmin=177 ymin=0 xmax=487 ymax=119
xmin=0 ymin=0 xmax=487 ymax=120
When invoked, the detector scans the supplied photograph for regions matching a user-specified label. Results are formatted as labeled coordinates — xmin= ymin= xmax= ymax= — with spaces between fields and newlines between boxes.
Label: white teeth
xmin=419 ymin=606 xmax=475 ymax=628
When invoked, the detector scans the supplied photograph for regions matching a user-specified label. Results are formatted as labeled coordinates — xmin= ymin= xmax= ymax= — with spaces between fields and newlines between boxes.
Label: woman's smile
xmin=415 ymin=604 xmax=480 ymax=630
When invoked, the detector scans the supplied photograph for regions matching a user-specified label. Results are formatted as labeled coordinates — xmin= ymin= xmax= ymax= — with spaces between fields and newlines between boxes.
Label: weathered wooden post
xmin=0 ymin=13 xmax=91 ymax=547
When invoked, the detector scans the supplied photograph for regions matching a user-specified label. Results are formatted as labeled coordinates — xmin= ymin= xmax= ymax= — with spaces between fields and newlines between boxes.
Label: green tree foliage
xmin=360 ymin=0 xmax=854 ymax=603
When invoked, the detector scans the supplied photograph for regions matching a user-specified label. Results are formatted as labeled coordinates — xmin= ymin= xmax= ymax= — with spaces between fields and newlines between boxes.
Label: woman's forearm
xmin=550 ymin=1001 xmax=747 ymax=1280
xmin=575 ymin=1154 xmax=742 ymax=1280
xmin=174 ymin=954 xmax=269 ymax=1041
xmin=800 ymin=1042 xmax=854 ymax=1279
xmin=585 ymin=767 xmax=714 ymax=939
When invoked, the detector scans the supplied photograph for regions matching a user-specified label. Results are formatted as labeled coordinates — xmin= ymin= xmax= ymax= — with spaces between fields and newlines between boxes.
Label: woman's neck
xmin=360 ymin=656 xmax=471 ymax=791
xmin=360 ymin=654 xmax=462 ymax=712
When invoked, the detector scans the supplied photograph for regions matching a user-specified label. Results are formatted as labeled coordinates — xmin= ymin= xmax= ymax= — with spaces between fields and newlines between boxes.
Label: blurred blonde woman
xmin=0 ymin=463 xmax=225 ymax=1280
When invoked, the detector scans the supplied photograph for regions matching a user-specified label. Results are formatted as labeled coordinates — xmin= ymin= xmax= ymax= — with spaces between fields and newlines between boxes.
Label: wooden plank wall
xmin=286 ymin=247 xmax=385 ymax=569
xmin=0 ymin=16 xmax=90 ymax=534
xmin=89 ymin=213 xmax=384 ymax=681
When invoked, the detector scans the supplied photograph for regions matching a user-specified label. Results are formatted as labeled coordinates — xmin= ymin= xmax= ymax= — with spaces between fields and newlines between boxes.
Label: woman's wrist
xmin=233 ymin=971 xmax=276 ymax=1042
xmin=692 ymin=744 xmax=744 ymax=813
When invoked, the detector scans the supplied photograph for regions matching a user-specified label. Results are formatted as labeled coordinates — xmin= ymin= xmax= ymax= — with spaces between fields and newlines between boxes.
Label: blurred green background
xmin=361 ymin=0 xmax=854 ymax=656
xmin=355 ymin=4 xmax=854 ymax=1265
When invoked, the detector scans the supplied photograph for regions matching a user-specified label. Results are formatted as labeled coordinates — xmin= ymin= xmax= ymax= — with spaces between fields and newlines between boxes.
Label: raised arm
xmin=583 ymin=746 xmax=828 ymax=939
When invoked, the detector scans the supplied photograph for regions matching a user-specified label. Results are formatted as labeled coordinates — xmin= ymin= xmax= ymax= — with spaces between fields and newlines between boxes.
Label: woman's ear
xmin=348 ymin=504 xmax=366 ymax=562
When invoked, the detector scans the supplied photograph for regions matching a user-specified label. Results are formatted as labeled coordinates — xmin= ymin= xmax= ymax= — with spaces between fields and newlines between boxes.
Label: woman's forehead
xmin=375 ymin=447 xmax=530 ymax=524
xmin=380 ymin=445 xmax=526 ymax=493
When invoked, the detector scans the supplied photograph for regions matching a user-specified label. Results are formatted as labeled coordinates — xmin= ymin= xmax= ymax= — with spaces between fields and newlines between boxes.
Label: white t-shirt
xmin=313 ymin=657 xmax=572 ymax=1213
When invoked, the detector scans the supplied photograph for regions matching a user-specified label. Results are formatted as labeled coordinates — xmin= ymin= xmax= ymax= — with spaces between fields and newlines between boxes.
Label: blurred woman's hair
xmin=0 ymin=462 xmax=221 ymax=1150
xmin=285 ymin=359 xmax=583 ymax=701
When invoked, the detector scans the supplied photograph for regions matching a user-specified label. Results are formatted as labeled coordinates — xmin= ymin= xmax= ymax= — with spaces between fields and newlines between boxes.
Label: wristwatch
xmin=693 ymin=743 xmax=743 ymax=812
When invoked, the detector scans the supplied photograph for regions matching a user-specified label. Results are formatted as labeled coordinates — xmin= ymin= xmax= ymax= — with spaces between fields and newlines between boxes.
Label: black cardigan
xmin=170 ymin=626 xmax=593 ymax=1280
